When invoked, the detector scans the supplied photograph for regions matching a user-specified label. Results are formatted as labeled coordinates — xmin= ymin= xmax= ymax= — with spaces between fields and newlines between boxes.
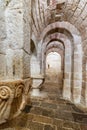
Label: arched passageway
xmin=45 ymin=52 xmax=62 ymax=83
xmin=44 ymin=51 xmax=63 ymax=96
xmin=0 ymin=0 xmax=87 ymax=129
xmin=38 ymin=21 xmax=82 ymax=104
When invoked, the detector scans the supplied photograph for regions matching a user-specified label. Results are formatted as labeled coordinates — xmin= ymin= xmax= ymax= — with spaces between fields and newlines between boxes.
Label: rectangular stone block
xmin=65 ymin=63 xmax=72 ymax=72
xmin=64 ymin=72 xmax=71 ymax=79
xmin=0 ymin=40 xmax=6 ymax=54
xmin=13 ymin=49 xmax=30 ymax=79
xmin=65 ymin=55 xmax=71 ymax=63
xmin=6 ymin=49 xmax=14 ymax=79
xmin=74 ymin=54 xmax=82 ymax=60
xmin=64 ymin=79 xmax=71 ymax=87
xmin=30 ymin=55 xmax=40 ymax=76
xmin=65 ymin=48 xmax=72 ymax=55
xmin=85 ymin=83 xmax=87 ymax=106
xmin=73 ymin=80 xmax=82 ymax=88
xmin=73 ymin=87 xmax=81 ymax=104
xmin=23 ymin=51 xmax=30 ymax=78
xmin=63 ymin=120 xmax=81 ymax=130
xmin=0 ymin=9 xmax=6 ymax=40
xmin=74 ymin=8 xmax=81 ymax=17
xmin=23 ymin=0 xmax=31 ymax=54
xmin=74 ymin=44 xmax=82 ymax=54
xmin=5 ymin=5 xmax=23 ymax=50
xmin=13 ymin=49 xmax=23 ymax=79
xmin=73 ymin=81 xmax=82 ymax=103
xmin=33 ymin=115 xmax=53 ymax=124
xmin=80 ymin=4 xmax=87 ymax=20
xmin=63 ymin=79 xmax=71 ymax=99
xmin=73 ymin=72 xmax=82 ymax=80
xmin=0 ymin=54 xmax=6 ymax=80
xmin=74 ymin=62 xmax=82 ymax=73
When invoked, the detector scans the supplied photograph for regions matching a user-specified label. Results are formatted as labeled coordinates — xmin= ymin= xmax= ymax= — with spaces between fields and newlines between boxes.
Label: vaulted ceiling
xmin=31 ymin=0 xmax=87 ymax=55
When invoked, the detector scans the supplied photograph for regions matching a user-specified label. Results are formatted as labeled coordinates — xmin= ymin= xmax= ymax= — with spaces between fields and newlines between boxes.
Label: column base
xmin=30 ymin=89 xmax=47 ymax=97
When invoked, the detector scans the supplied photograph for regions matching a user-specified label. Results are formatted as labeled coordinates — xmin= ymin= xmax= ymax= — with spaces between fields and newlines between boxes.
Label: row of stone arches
xmin=30 ymin=21 xmax=84 ymax=106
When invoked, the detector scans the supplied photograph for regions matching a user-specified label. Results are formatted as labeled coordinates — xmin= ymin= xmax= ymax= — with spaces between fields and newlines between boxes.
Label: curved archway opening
xmin=45 ymin=52 xmax=62 ymax=83
xmin=39 ymin=22 xmax=82 ymax=103
xmin=44 ymin=51 xmax=63 ymax=96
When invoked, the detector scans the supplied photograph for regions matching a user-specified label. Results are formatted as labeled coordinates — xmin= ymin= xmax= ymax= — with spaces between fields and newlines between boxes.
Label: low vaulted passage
xmin=0 ymin=0 xmax=87 ymax=129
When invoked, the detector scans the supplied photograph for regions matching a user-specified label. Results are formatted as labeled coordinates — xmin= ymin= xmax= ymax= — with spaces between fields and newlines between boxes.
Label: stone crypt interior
xmin=0 ymin=0 xmax=87 ymax=130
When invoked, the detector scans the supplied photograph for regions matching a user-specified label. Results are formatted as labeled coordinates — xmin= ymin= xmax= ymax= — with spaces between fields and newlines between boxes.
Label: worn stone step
xmin=26 ymin=105 xmax=87 ymax=124
xmin=30 ymin=97 xmax=85 ymax=114
xmin=30 ymin=95 xmax=69 ymax=105
xmin=22 ymin=81 xmax=87 ymax=130
xmin=0 ymin=106 xmax=86 ymax=130
xmin=27 ymin=113 xmax=82 ymax=130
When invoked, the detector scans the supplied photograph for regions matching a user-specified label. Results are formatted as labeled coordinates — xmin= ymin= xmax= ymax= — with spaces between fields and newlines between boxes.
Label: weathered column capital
xmin=0 ymin=78 xmax=31 ymax=124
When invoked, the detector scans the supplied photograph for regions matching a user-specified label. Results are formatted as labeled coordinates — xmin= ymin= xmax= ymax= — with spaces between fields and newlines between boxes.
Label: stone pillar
xmin=30 ymin=55 xmax=40 ymax=77
xmin=84 ymin=62 xmax=87 ymax=107
xmin=0 ymin=0 xmax=32 ymax=124
xmin=30 ymin=75 xmax=45 ymax=97
xmin=73 ymin=44 xmax=82 ymax=104
xmin=63 ymin=49 xmax=72 ymax=100
xmin=85 ymin=82 xmax=87 ymax=106
xmin=30 ymin=54 xmax=45 ymax=97
xmin=37 ymin=41 xmax=44 ymax=75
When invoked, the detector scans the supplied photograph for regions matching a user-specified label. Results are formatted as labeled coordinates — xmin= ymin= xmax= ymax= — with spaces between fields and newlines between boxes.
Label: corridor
xmin=0 ymin=0 xmax=87 ymax=129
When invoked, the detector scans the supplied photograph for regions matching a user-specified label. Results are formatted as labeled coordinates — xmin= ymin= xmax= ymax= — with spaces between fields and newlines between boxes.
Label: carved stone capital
xmin=0 ymin=78 xmax=31 ymax=124
xmin=0 ymin=86 xmax=11 ymax=99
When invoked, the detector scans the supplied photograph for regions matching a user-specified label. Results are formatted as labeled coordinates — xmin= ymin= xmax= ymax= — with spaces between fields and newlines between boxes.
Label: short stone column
xmin=31 ymin=75 xmax=45 ymax=97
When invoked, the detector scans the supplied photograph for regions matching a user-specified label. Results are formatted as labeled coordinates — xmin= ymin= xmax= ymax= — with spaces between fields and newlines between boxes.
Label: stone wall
xmin=0 ymin=0 xmax=87 ymax=127
xmin=0 ymin=0 xmax=32 ymax=124
xmin=0 ymin=1 xmax=7 ymax=80
xmin=5 ymin=0 xmax=31 ymax=79
xmin=30 ymin=0 xmax=87 ymax=109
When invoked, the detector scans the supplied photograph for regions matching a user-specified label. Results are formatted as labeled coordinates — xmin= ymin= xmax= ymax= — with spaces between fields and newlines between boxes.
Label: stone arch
xmin=39 ymin=21 xmax=82 ymax=104
xmin=45 ymin=47 xmax=64 ymax=93
xmin=40 ymin=22 xmax=80 ymax=40
xmin=40 ymin=33 xmax=72 ymax=72
xmin=46 ymin=47 xmax=63 ymax=69
xmin=40 ymin=33 xmax=72 ymax=100
xmin=44 ymin=41 xmax=64 ymax=72
xmin=45 ymin=50 xmax=63 ymax=83
xmin=46 ymin=41 xmax=64 ymax=51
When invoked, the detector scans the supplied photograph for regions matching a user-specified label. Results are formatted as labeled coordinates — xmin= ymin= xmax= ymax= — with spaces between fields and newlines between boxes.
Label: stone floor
xmin=0 ymin=81 xmax=87 ymax=130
